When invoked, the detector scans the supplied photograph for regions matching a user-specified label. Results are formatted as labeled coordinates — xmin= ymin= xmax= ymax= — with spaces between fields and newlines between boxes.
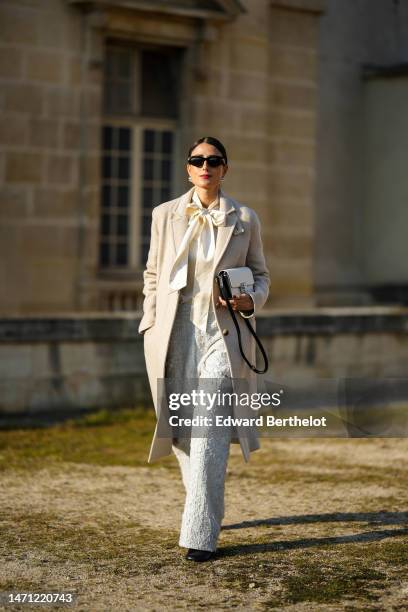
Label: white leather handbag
xmin=217 ymin=266 xmax=255 ymax=296
xmin=216 ymin=266 xmax=268 ymax=374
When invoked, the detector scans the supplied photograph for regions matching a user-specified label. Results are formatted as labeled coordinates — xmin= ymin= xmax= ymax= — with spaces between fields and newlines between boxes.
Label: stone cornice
xmin=2 ymin=308 xmax=408 ymax=341
xmin=67 ymin=0 xmax=246 ymax=21
xmin=270 ymin=0 xmax=326 ymax=14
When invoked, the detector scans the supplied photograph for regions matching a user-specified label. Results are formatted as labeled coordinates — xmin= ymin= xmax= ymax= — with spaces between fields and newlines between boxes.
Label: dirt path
xmin=1 ymin=423 xmax=407 ymax=611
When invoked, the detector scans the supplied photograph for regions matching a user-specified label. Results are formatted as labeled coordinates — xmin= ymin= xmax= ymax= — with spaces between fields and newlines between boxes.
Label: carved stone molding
xmin=270 ymin=0 xmax=326 ymax=14
xmin=67 ymin=0 xmax=246 ymax=21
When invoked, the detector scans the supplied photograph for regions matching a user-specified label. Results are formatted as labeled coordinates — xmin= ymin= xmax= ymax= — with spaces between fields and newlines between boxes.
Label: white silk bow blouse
xmin=169 ymin=189 xmax=233 ymax=331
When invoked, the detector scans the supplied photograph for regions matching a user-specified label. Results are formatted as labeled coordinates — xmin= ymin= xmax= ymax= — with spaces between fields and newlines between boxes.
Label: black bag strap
xmin=217 ymin=273 xmax=269 ymax=374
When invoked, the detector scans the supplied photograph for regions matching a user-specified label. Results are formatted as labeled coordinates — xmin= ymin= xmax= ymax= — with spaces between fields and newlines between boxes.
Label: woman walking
xmin=139 ymin=136 xmax=270 ymax=561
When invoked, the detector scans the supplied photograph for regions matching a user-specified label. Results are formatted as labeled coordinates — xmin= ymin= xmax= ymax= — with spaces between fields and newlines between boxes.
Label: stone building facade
xmin=2 ymin=0 xmax=408 ymax=416
xmin=0 ymin=0 xmax=326 ymax=315
xmin=315 ymin=0 xmax=408 ymax=306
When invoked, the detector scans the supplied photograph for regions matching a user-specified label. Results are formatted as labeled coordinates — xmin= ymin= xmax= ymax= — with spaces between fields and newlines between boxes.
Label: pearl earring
xmin=188 ymin=176 xmax=192 ymax=182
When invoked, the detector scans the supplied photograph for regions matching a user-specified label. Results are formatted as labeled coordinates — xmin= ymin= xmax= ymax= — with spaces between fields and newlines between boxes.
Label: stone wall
xmin=189 ymin=0 xmax=325 ymax=307
xmin=0 ymin=0 xmax=101 ymax=314
xmin=1 ymin=308 xmax=407 ymax=415
xmin=0 ymin=0 xmax=326 ymax=316
xmin=315 ymin=0 xmax=408 ymax=305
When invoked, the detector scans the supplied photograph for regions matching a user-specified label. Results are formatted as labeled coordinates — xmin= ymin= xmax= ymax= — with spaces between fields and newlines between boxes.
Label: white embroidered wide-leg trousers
xmin=166 ymin=299 xmax=234 ymax=552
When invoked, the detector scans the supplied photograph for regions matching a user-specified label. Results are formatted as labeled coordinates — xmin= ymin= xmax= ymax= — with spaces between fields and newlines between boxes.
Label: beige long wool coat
xmin=139 ymin=186 xmax=270 ymax=463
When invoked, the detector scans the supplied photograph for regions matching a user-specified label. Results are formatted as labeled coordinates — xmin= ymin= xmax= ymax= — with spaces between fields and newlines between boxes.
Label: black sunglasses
xmin=188 ymin=155 xmax=226 ymax=168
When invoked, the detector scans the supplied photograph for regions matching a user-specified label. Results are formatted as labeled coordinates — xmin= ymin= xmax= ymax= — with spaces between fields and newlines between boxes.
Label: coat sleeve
xmin=139 ymin=208 xmax=159 ymax=334
xmin=239 ymin=209 xmax=270 ymax=317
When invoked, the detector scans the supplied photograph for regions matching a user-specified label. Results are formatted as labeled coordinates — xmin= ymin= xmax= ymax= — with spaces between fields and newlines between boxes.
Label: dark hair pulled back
xmin=187 ymin=136 xmax=228 ymax=164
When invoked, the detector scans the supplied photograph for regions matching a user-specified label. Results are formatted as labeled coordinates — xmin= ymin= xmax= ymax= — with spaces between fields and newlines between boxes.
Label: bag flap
xmin=222 ymin=266 xmax=254 ymax=290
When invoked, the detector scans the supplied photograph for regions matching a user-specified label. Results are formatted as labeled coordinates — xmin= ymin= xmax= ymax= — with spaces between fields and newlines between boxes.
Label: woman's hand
xmin=217 ymin=293 xmax=254 ymax=312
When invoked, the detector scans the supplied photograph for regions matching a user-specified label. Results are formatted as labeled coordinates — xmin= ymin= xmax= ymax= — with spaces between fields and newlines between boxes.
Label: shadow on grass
xmin=221 ymin=510 xmax=408 ymax=556
xmin=222 ymin=510 xmax=408 ymax=530
xmin=218 ymin=526 xmax=408 ymax=557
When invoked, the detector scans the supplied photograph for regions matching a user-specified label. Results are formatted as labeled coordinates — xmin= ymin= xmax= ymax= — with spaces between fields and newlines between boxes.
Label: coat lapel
xmin=169 ymin=186 xmax=193 ymax=258
xmin=212 ymin=189 xmax=238 ymax=272
xmin=169 ymin=186 xmax=239 ymax=272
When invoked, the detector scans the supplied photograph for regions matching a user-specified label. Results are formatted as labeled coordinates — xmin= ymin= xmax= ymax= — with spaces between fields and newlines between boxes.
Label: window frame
xmin=100 ymin=40 xmax=181 ymax=274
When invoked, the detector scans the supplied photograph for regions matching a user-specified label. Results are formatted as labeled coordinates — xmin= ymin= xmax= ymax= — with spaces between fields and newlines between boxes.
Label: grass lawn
xmin=0 ymin=407 xmax=407 ymax=611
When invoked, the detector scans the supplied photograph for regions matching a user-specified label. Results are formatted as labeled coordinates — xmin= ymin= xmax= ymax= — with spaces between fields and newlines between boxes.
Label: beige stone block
xmin=68 ymin=57 xmax=81 ymax=86
xmin=193 ymin=38 xmax=225 ymax=73
xmin=27 ymin=257 xmax=75 ymax=305
xmin=0 ymin=115 xmax=27 ymax=146
xmin=221 ymin=179 xmax=266 ymax=205
xmin=271 ymin=200 xmax=313 ymax=228
xmin=270 ymin=335 xmax=298 ymax=361
xmin=269 ymin=7 xmax=319 ymax=49
xmin=29 ymin=118 xmax=60 ymax=148
xmin=86 ymin=188 xmax=100 ymax=219
xmin=270 ymin=273 xmax=314 ymax=298
xmin=269 ymin=109 xmax=316 ymax=139
xmin=80 ymin=284 xmax=99 ymax=311
xmin=6 ymin=152 xmax=43 ymax=183
xmin=230 ymin=36 xmax=269 ymax=73
xmin=65 ymin=9 xmax=82 ymax=48
xmin=63 ymin=122 xmax=80 ymax=149
xmin=225 ymin=165 xmax=270 ymax=195
xmin=269 ymin=45 xmax=317 ymax=82
xmin=30 ymin=345 xmax=51 ymax=378
xmin=46 ymin=88 xmax=79 ymax=117
xmin=85 ymin=155 xmax=100 ymax=187
xmin=0 ymin=345 xmax=33 ymax=378
xmin=9 ymin=0 xmax=45 ymax=7
xmin=269 ymin=233 xmax=313 ymax=259
xmin=224 ymin=135 xmax=268 ymax=163
xmin=0 ymin=46 xmax=23 ymax=78
xmin=268 ymin=167 xmax=314 ymax=198
xmin=82 ymin=225 xmax=98 ymax=262
xmin=271 ymin=82 xmax=317 ymax=110
xmin=37 ymin=13 xmax=65 ymax=49
xmin=228 ymin=72 xmax=268 ymax=102
xmin=84 ymin=88 xmax=103 ymax=116
xmin=60 ymin=342 xmax=100 ymax=376
xmin=0 ymin=224 xmax=27 ymax=310
xmin=26 ymin=50 xmax=64 ymax=83
xmin=194 ymin=98 xmax=241 ymax=132
xmin=237 ymin=105 xmax=268 ymax=133
xmin=0 ymin=6 xmax=38 ymax=45
xmin=0 ymin=185 xmax=29 ymax=217
xmin=68 ymin=55 xmax=101 ymax=89
xmin=86 ymin=124 xmax=101 ymax=151
xmin=0 ymin=224 xmax=23 ymax=257
xmin=47 ymin=154 xmax=77 ymax=185
xmin=195 ymin=68 xmax=225 ymax=99
xmin=5 ymin=83 xmax=43 ymax=114
xmin=271 ymin=139 xmax=316 ymax=167
xmin=62 ymin=188 xmax=80 ymax=213
xmin=63 ymin=121 xmax=101 ymax=152
xmin=227 ymin=4 xmax=270 ymax=37
xmin=22 ymin=225 xmax=78 ymax=258
xmin=33 ymin=187 xmax=79 ymax=217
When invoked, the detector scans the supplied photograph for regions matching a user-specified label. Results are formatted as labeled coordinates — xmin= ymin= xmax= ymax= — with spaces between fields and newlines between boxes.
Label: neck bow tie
xmin=169 ymin=191 xmax=235 ymax=331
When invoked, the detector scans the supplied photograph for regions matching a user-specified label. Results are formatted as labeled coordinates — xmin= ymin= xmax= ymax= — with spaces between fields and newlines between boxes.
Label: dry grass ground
xmin=0 ymin=407 xmax=407 ymax=611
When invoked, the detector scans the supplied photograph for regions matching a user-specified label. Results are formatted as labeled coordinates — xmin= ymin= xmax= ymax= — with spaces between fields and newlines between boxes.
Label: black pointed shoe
xmin=185 ymin=548 xmax=214 ymax=562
